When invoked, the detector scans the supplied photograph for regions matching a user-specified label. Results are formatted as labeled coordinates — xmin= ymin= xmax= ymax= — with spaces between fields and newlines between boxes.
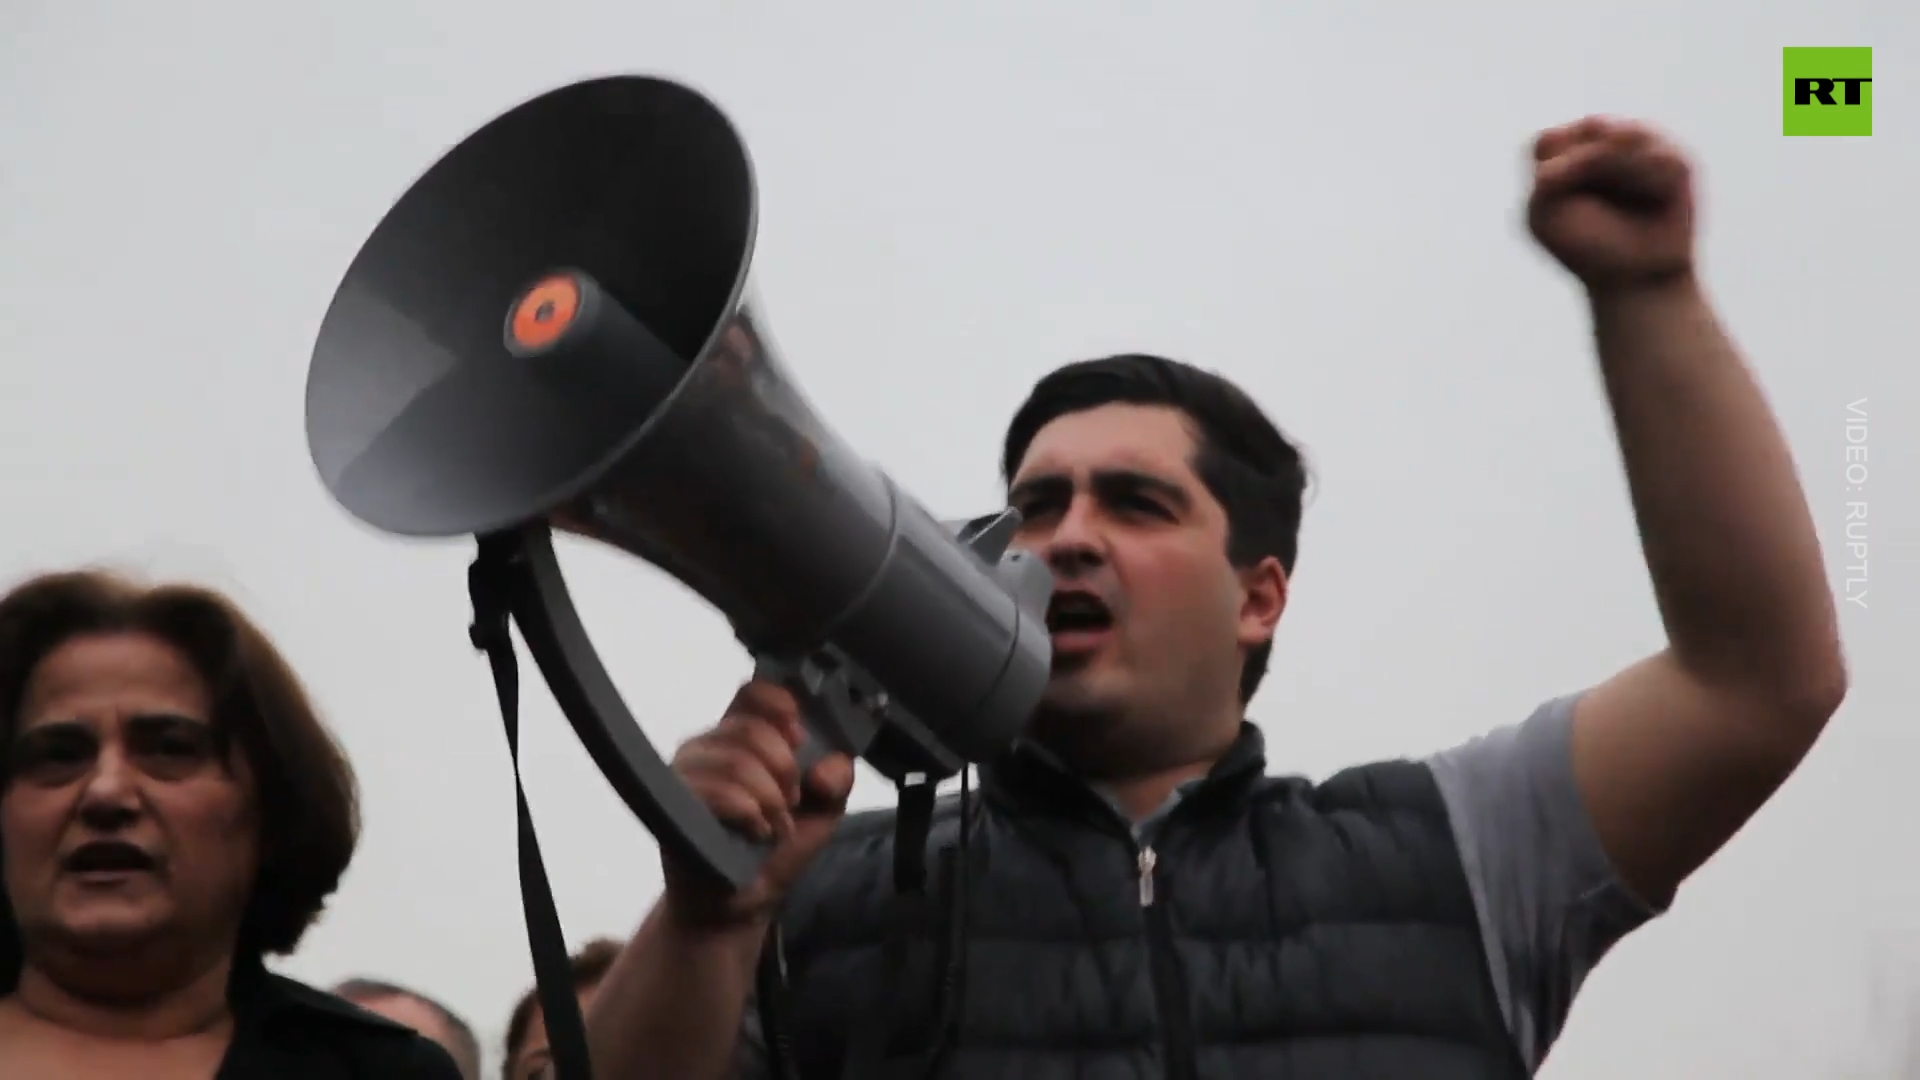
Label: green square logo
xmin=1783 ymin=47 xmax=1873 ymax=136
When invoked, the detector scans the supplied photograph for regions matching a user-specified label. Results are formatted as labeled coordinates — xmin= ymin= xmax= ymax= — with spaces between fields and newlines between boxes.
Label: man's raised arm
xmin=1529 ymin=116 xmax=1847 ymax=911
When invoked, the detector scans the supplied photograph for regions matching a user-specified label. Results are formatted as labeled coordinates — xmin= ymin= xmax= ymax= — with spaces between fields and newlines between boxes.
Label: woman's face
xmin=1 ymin=632 xmax=260 ymax=959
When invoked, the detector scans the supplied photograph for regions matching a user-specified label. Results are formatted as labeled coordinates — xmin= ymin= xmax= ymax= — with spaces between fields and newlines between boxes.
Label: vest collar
xmin=981 ymin=720 xmax=1269 ymax=823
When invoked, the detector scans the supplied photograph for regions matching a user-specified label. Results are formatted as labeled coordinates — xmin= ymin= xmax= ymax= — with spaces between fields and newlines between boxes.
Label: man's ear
xmin=1235 ymin=555 xmax=1288 ymax=648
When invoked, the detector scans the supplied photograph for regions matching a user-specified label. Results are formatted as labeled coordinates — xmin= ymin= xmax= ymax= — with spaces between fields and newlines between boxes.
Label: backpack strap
xmin=757 ymin=774 xmax=972 ymax=1080
xmin=756 ymin=919 xmax=802 ymax=1080
xmin=840 ymin=774 xmax=937 ymax=1080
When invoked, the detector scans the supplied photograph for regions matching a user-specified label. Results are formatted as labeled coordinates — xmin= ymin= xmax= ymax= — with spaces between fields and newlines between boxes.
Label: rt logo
xmin=1783 ymin=47 xmax=1872 ymax=136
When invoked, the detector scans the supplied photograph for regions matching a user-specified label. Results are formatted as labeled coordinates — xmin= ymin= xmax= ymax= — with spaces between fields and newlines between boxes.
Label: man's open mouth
xmin=1046 ymin=592 xmax=1114 ymax=637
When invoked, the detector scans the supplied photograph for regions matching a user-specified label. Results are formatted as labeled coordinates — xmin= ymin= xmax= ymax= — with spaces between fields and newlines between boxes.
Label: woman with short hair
xmin=0 ymin=569 xmax=462 ymax=1079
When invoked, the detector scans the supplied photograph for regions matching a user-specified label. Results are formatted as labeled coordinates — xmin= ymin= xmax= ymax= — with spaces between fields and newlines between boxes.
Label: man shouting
xmin=580 ymin=116 xmax=1847 ymax=1079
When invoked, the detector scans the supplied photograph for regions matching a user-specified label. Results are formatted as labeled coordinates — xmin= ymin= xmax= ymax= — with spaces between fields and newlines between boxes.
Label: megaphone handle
xmin=753 ymin=655 xmax=871 ymax=789
xmin=792 ymin=727 xmax=832 ymax=783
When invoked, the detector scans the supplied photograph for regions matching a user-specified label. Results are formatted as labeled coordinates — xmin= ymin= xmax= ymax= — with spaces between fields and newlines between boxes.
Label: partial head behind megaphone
xmin=303 ymin=74 xmax=1053 ymax=890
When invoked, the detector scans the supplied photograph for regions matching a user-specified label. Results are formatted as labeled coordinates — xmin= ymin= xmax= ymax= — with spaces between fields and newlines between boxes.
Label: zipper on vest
xmin=1136 ymin=844 xmax=1198 ymax=1080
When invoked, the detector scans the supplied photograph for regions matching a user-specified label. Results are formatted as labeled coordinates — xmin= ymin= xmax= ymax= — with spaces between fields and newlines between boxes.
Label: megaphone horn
xmin=303 ymin=75 xmax=1054 ymax=891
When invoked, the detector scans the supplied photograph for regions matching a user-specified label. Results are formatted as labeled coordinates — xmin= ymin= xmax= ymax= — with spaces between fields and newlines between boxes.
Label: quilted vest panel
xmin=773 ymin=734 xmax=1527 ymax=1080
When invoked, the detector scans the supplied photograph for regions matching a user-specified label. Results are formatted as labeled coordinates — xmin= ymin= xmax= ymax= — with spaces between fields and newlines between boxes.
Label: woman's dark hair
xmin=501 ymin=937 xmax=624 ymax=1077
xmin=0 ymin=569 xmax=360 ymax=989
xmin=1002 ymin=353 xmax=1310 ymax=704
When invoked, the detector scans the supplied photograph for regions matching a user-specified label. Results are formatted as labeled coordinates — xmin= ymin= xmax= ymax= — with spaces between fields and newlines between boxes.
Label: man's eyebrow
xmin=1007 ymin=469 xmax=1192 ymax=510
xmin=1093 ymin=468 xmax=1192 ymax=509
xmin=1007 ymin=474 xmax=1072 ymax=505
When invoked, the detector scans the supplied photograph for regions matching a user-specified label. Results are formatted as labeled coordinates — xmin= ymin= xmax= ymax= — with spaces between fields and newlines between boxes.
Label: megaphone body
xmin=303 ymin=75 xmax=1053 ymax=891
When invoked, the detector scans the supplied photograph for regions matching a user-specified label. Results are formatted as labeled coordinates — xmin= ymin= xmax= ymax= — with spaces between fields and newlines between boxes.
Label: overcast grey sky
xmin=4 ymin=2 xmax=1917 ymax=1077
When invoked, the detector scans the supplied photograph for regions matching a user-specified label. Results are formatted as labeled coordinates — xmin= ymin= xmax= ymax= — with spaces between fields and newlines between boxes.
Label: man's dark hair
xmin=333 ymin=977 xmax=483 ymax=1080
xmin=0 ymin=569 xmax=360 ymax=986
xmin=501 ymin=937 xmax=624 ymax=1078
xmin=1001 ymin=353 xmax=1308 ymax=703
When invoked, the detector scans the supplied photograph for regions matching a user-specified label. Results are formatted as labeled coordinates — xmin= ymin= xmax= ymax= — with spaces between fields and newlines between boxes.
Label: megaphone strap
xmin=468 ymin=539 xmax=597 ymax=1080
xmin=467 ymin=526 xmax=979 ymax=1080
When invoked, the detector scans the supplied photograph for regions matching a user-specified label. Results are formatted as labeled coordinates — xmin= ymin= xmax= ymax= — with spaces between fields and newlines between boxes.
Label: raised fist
xmin=1527 ymin=115 xmax=1696 ymax=291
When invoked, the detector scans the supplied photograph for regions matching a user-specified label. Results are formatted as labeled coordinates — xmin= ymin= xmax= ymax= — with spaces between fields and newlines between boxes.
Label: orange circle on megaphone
xmin=508 ymin=275 xmax=582 ymax=352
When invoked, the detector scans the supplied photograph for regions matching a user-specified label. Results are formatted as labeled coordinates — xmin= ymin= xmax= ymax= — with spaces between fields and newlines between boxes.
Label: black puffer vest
xmin=761 ymin=724 xmax=1529 ymax=1080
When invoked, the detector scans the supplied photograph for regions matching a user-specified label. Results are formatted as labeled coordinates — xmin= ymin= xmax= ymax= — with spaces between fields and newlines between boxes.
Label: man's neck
xmin=13 ymin=948 xmax=235 ymax=1041
xmin=1099 ymin=763 xmax=1215 ymax=823
xmin=1023 ymin=707 xmax=1248 ymax=823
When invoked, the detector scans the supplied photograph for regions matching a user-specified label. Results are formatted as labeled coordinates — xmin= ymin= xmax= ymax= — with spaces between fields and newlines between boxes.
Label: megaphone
xmin=303 ymin=75 xmax=1053 ymax=893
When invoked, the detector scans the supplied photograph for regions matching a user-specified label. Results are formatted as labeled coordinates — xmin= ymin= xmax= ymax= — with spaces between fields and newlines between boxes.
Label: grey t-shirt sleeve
xmin=1424 ymin=692 xmax=1663 ymax=1073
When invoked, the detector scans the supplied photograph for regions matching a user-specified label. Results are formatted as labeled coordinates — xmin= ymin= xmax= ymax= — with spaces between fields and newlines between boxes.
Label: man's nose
xmin=1042 ymin=499 xmax=1107 ymax=576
